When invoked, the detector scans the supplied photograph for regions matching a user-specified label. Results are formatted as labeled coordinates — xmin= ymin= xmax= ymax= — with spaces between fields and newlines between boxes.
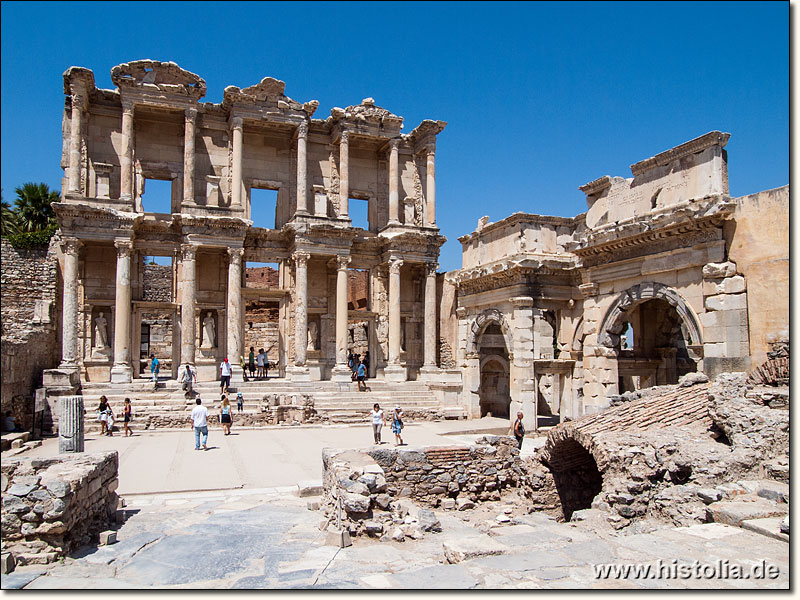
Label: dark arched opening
xmin=545 ymin=439 xmax=603 ymax=521
xmin=478 ymin=323 xmax=511 ymax=418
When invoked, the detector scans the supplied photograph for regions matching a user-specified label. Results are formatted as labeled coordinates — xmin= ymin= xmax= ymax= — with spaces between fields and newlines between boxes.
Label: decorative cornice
xmin=630 ymin=131 xmax=730 ymax=176
xmin=110 ymin=60 xmax=206 ymax=100
xmin=578 ymin=175 xmax=611 ymax=196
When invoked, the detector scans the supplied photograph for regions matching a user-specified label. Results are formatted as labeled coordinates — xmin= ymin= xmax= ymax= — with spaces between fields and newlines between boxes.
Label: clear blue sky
xmin=1 ymin=1 xmax=788 ymax=271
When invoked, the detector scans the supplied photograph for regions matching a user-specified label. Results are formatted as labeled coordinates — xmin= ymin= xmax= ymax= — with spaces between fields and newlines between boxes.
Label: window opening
xmin=245 ymin=261 xmax=280 ymax=290
xmin=349 ymin=198 xmax=369 ymax=231
xmin=250 ymin=188 xmax=278 ymax=230
xmin=141 ymin=179 xmax=173 ymax=214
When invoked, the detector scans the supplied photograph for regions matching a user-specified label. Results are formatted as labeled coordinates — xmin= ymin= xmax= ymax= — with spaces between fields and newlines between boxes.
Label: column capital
xmin=297 ymin=120 xmax=309 ymax=137
xmin=336 ymin=255 xmax=351 ymax=271
xmin=389 ymin=257 xmax=404 ymax=274
xmin=425 ymin=262 xmax=439 ymax=277
xmin=579 ymin=282 xmax=599 ymax=298
xmin=114 ymin=239 xmax=134 ymax=258
xmin=424 ymin=142 xmax=436 ymax=157
xmin=185 ymin=107 xmax=198 ymax=123
xmin=455 ymin=307 xmax=468 ymax=319
xmin=231 ymin=115 xmax=244 ymax=130
xmin=71 ymin=93 xmax=87 ymax=110
xmin=62 ymin=238 xmax=82 ymax=256
xmin=340 ymin=130 xmax=350 ymax=144
xmin=510 ymin=296 xmax=534 ymax=307
xmin=227 ymin=246 xmax=244 ymax=264
xmin=121 ymin=98 xmax=135 ymax=113
xmin=181 ymin=243 xmax=198 ymax=261
xmin=293 ymin=251 xmax=311 ymax=266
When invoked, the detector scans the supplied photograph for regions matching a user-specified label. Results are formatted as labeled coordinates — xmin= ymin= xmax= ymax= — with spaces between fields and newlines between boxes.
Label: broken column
xmin=58 ymin=395 xmax=84 ymax=453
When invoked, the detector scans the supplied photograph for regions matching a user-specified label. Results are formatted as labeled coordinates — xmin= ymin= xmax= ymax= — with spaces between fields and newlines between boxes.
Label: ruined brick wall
xmin=0 ymin=238 xmax=61 ymax=426
xmin=245 ymin=266 xmax=278 ymax=289
xmin=140 ymin=310 xmax=174 ymax=366
xmin=141 ymin=263 xmax=172 ymax=302
xmin=0 ymin=451 xmax=118 ymax=565
xmin=244 ymin=301 xmax=279 ymax=362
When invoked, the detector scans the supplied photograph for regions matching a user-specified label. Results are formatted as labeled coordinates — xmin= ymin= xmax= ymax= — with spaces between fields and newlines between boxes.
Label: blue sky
xmin=1 ymin=1 xmax=788 ymax=271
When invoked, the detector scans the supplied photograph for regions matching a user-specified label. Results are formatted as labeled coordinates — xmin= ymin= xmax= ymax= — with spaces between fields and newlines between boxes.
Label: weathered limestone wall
xmin=0 ymin=239 xmax=61 ymax=425
xmin=726 ymin=185 xmax=789 ymax=367
xmin=0 ymin=452 xmax=119 ymax=564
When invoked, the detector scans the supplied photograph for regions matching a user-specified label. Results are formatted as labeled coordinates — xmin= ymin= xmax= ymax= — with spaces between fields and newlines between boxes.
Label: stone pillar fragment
xmin=385 ymin=257 xmax=406 ymax=382
xmin=183 ymin=108 xmax=197 ymax=206
xmin=59 ymin=396 xmax=84 ymax=453
xmin=296 ymin=121 xmax=309 ymax=216
xmin=339 ymin=131 xmax=350 ymax=219
xmin=227 ymin=247 xmax=245 ymax=382
xmin=110 ymin=240 xmax=133 ymax=383
xmin=425 ymin=144 xmax=436 ymax=227
xmin=120 ymin=99 xmax=134 ymax=202
xmin=179 ymin=244 xmax=198 ymax=368
xmin=332 ymin=255 xmax=352 ymax=381
xmin=231 ymin=116 xmax=244 ymax=207
xmin=68 ymin=94 xmax=84 ymax=193
xmin=387 ymin=139 xmax=400 ymax=225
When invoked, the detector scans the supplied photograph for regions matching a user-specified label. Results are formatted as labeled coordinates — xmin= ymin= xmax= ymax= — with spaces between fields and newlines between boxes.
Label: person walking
xmin=236 ymin=391 xmax=244 ymax=413
xmin=219 ymin=395 xmax=233 ymax=435
xmin=150 ymin=354 xmax=160 ymax=389
xmin=179 ymin=363 xmax=196 ymax=398
xmin=122 ymin=398 xmax=133 ymax=437
xmin=256 ymin=348 xmax=265 ymax=379
xmin=248 ymin=347 xmax=256 ymax=379
xmin=97 ymin=396 xmax=109 ymax=436
xmin=105 ymin=400 xmax=115 ymax=436
xmin=356 ymin=359 xmax=367 ymax=392
xmin=220 ymin=358 xmax=232 ymax=394
xmin=391 ymin=406 xmax=404 ymax=446
xmin=370 ymin=403 xmax=385 ymax=444
xmin=191 ymin=397 xmax=209 ymax=450
xmin=513 ymin=411 xmax=525 ymax=450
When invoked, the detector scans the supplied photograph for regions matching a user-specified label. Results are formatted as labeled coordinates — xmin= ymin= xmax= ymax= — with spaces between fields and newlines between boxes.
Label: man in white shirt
xmin=190 ymin=397 xmax=209 ymax=450
xmin=219 ymin=358 xmax=232 ymax=394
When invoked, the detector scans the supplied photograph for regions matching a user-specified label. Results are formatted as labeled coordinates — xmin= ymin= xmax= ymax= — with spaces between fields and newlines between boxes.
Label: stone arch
xmin=466 ymin=308 xmax=514 ymax=356
xmin=597 ymin=283 xmax=702 ymax=350
xmin=571 ymin=316 xmax=585 ymax=352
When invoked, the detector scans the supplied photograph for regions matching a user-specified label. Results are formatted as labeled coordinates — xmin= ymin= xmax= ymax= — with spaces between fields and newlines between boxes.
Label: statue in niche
xmin=94 ymin=312 xmax=109 ymax=349
xmin=202 ymin=312 xmax=216 ymax=348
xmin=307 ymin=321 xmax=318 ymax=351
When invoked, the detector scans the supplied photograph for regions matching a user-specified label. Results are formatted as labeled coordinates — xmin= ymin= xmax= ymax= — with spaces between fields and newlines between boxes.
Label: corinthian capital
xmin=227 ymin=247 xmax=244 ymax=265
xmin=425 ymin=262 xmax=439 ymax=277
xmin=389 ymin=257 xmax=404 ymax=274
xmin=121 ymin=97 xmax=135 ymax=113
xmin=185 ymin=107 xmax=198 ymax=123
xmin=62 ymin=238 xmax=82 ymax=256
xmin=114 ymin=239 xmax=133 ymax=258
xmin=231 ymin=116 xmax=244 ymax=130
xmin=340 ymin=130 xmax=350 ymax=145
xmin=336 ymin=255 xmax=351 ymax=271
xmin=297 ymin=121 xmax=309 ymax=137
xmin=293 ymin=251 xmax=311 ymax=267
xmin=181 ymin=244 xmax=198 ymax=261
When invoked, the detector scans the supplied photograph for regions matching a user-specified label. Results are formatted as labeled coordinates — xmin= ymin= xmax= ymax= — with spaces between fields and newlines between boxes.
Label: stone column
xmin=420 ymin=262 xmax=439 ymax=380
xmin=332 ymin=255 xmax=352 ymax=381
xmin=387 ymin=138 xmax=400 ymax=225
xmin=227 ymin=247 xmax=245 ymax=382
xmin=425 ymin=144 xmax=436 ymax=227
xmin=384 ymin=257 xmax=406 ymax=381
xmin=68 ymin=93 xmax=84 ymax=193
xmin=510 ymin=296 xmax=537 ymax=433
xmin=295 ymin=121 xmax=309 ymax=216
xmin=288 ymin=252 xmax=311 ymax=380
xmin=110 ymin=240 xmax=133 ymax=383
xmin=120 ymin=99 xmax=134 ymax=202
xmin=183 ymin=107 xmax=197 ymax=206
xmin=179 ymin=244 xmax=198 ymax=368
xmin=59 ymin=239 xmax=82 ymax=368
xmin=339 ymin=131 xmax=350 ymax=219
xmin=59 ymin=396 xmax=84 ymax=453
xmin=231 ymin=116 xmax=244 ymax=207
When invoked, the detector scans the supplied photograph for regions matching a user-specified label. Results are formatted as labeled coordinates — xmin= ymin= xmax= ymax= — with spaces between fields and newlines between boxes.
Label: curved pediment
xmin=111 ymin=60 xmax=206 ymax=99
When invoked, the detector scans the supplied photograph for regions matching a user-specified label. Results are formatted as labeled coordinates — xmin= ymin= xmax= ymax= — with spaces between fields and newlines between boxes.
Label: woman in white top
xmin=256 ymin=349 xmax=265 ymax=379
xmin=370 ymin=403 xmax=385 ymax=444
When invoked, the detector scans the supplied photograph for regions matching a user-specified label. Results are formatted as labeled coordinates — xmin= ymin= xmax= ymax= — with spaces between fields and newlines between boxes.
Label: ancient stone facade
xmin=443 ymin=132 xmax=789 ymax=429
xmin=44 ymin=59 xmax=445 ymax=398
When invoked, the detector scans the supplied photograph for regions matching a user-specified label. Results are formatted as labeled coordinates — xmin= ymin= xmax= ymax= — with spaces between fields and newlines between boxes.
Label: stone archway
xmin=479 ymin=353 xmax=510 ymax=418
xmin=466 ymin=309 xmax=514 ymax=357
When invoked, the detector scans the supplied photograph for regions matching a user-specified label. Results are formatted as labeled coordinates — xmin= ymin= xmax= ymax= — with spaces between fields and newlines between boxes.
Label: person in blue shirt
xmin=150 ymin=354 xmax=160 ymax=387
xmin=356 ymin=359 xmax=367 ymax=392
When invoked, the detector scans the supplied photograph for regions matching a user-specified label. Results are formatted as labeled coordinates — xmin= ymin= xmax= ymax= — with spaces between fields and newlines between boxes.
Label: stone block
xmin=716 ymin=275 xmax=746 ymax=294
xmin=325 ymin=529 xmax=352 ymax=548
xmin=740 ymin=518 xmax=789 ymax=543
xmin=441 ymin=498 xmax=456 ymax=510
xmin=1 ymin=552 xmax=15 ymax=575
xmin=703 ymin=342 xmax=726 ymax=358
xmin=756 ymin=480 xmax=789 ymax=503
xmin=306 ymin=500 xmax=321 ymax=511
xmin=443 ymin=536 xmax=507 ymax=564
xmin=11 ymin=439 xmax=22 ymax=449
xmin=705 ymin=293 xmax=747 ymax=312
xmin=699 ymin=310 xmax=719 ymax=328
xmin=707 ymin=498 xmax=787 ymax=527
xmin=297 ymin=480 xmax=323 ymax=497
xmin=703 ymin=261 xmax=737 ymax=278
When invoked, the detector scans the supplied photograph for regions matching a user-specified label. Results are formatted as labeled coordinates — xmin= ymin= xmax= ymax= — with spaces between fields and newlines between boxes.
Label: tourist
xmin=356 ymin=359 xmax=367 ymax=392
xmin=179 ymin=363 xmax=196 ymax=398
xmin=392 ymin=406 xmax=404 ymax=446
xmin=97 ymin=396 xmax=109 ymax=436
xmin=263 ymin=350 xmax=269 ymax=379
xmin=256 ymin=348 xmax=265 ymax=379
xmin=220 ymin=358 xmax=232 ymax=394
xmin=191 ymin=397 xmax=209 ymax=451
xmin=105 ymin=401 xmax=115 ymax=436
xmin=347 ymin=350 xmax=355 ymax=372
xmin=363 ymin=351 xmax=370 ymax=378
xmin=150 ymin=354 xmax=160 ymax=387
xmin=123 ymin=398 xmax=133 ymax=437
xmin=236 ymin=391 xmax=244 ymax=413
xmin=513 ymin=411 xmax=525 ymax=450
xmin=370 ymin=403 xmax=385 ymax=444
xmin=3 ymin=411 xmax=21 ymax=433
xmin=219 ymin=395 xmax=232 ymax=435
xmin=240 ymin=355 xmax=248 ymax=381
xmin=248 ymin=347 xmax=256 ymax=379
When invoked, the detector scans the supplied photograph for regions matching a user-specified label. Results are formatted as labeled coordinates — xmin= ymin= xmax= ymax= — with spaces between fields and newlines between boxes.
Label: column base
xmin=418 ymin=366 xmax=441 ymax=382
xmin=331 ymin=365 xmax=353 ymax=382
xmin=286 ymin=366 xmax=311 ymax=382
xmin=383 ymin=364 xmax=407 ymax=383
xmin=230 ymin=365 xmax=245 ymax=383
xmin=110 ymin=364 xmax=133 ymax=384
xmin=43 ymin=367 xmax=81 ymax=394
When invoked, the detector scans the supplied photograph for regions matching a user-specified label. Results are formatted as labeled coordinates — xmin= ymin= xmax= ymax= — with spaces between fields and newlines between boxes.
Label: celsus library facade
xmin=2 ymin=60 xmax=785 ymax=431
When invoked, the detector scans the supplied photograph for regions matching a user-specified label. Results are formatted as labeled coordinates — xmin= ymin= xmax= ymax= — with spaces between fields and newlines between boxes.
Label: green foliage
xmin=1 ymin=195 xmax=21 ymax=237
xmin=14 ymin=182 xmax=59 ymax=233
xmin=6 ymin=224 xmax=58 ymax=249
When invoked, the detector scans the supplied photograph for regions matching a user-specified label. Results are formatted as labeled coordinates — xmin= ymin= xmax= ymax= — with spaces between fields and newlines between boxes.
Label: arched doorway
xmin=478 ymin=323 xmax=511 ymax=418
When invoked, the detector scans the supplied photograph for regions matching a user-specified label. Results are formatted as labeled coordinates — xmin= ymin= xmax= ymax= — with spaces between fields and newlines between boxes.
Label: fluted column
xmin=110 ymin=240 xmax=133 ymax=382
xmin=296 ymin=121 xmax=309 ymax=215
xmin=293 ymin=252 xmax=310 ymax=366
xmin=227 ymin=247 xmax=244 ymax=381
xmin=425 ymin=144 xmax=436 ymax=227
xmin=183 ymin=108 xmax=197 ymax=206
xmin=339 ymin=131 xmax=350 ymax=219
xmin=336 ymin=255 xmax=351 ymax=366
xmin=68 ymin=94 xmax=84 ymax=193
xmin=423 ymin=262 xmax=438 ymax=366
xmin=387 ymin=138 xmax=400 ymax=224
xmin=120 ymin=99 xmax=134 ymax=202
xmin=59 ymin=239 xmax=81 ymax=367
xmin=388 ymin=258 xmax=403 ymax=364
xmin=231 ymin=116 xmax=244 ymax=207
xmin=180 ymin=244 xmax=198 ymax=367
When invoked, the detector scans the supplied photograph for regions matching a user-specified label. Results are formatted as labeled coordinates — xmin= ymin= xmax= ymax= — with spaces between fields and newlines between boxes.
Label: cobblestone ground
xmin=2 ymin=487 xmax=788 ymax=589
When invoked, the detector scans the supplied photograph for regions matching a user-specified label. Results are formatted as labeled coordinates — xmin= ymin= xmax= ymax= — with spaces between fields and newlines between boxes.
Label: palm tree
xmin=1 ymin=192 xmax=21 ymax=236
xmin=14 ymin=182 xmax=59 ymax=232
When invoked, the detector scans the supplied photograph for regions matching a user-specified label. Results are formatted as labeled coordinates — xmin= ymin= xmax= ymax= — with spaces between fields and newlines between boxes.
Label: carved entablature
xmin=174 ymin=213 xmax=250 ymax=240
xmin=630 ymin=131 xmax=730 ymax=177
xmin=110 ymin=60 xmax=206 ymax=100
xmin=222 ymin=76 xmax=318 ymax=117
xmin=328 ymin=98 xmax=403 ymax=136
xmin=52 ymin=202 xmax=140 ymax=238
xmin=63 ymin=66 xmax=96 ymax=99
xmin=380 ymin=231 xmax=446 ymax=262
xmin=407 ymin=119 xmax=448 ymax=152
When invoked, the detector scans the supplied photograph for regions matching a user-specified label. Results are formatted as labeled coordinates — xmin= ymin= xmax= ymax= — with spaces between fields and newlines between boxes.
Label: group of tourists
xmin=369 ymin=403 xmax=404 ymax=446
xmin=247 ymin=347 xmax=270 ymax=380
xmin=95 ymin=395 xmax=133 ymax=437
xmin=188 ymin=392 xmax=243 ymax=450
xmin=348 ymin=350 xmax=370 ymax=392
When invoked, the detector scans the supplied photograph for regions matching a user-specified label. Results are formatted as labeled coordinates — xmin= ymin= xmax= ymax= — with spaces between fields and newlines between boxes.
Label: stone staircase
xmin=78 ymin=376 xmax=448 ymax=431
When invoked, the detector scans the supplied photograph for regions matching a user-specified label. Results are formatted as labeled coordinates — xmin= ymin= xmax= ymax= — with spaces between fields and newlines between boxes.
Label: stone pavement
xmin=2 ymin=487 xmax=788 ymax=589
